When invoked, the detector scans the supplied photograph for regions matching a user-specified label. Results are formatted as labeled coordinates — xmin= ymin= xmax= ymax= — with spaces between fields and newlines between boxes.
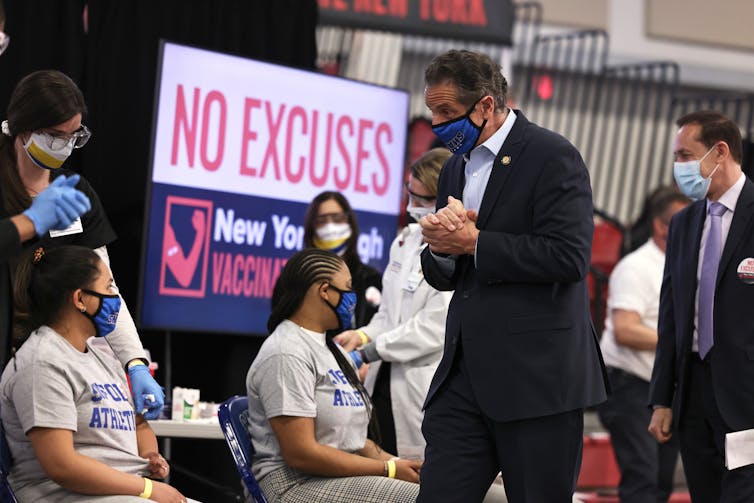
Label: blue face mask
xmin=431 ymin=97 xmax=487 ymax=155
xmin=80 ymin=289 xmax=121 ymax=337
xmin=673 ymin=145 xmax=719 ymax=201
xmin=325 ymin=284 xmax=357 ymax=331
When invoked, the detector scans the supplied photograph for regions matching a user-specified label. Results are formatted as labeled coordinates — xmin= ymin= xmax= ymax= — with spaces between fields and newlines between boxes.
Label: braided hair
xmin=268 ymin=248 xmax=375 ymax=428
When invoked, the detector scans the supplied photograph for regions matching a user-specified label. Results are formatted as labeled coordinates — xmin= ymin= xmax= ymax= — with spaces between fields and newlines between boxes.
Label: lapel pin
xmin=501 ymin=156 xmax=511 ymax=165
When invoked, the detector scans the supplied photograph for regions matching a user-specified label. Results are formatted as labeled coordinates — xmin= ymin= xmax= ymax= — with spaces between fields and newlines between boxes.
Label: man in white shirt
xmin=649 ymin=110 xmax=754 ymax=502
xmin=599 ymin=188 xmax=688 ymax=503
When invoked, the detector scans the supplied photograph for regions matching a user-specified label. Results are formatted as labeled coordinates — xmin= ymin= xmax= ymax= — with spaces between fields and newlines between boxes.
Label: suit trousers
xmin=678 ymin=353 xmax=754 ymax=503
xmin=417 ymin=345 xmax=584 ymax=503
xmin=598 ymin=367 xmax=679 ymax=503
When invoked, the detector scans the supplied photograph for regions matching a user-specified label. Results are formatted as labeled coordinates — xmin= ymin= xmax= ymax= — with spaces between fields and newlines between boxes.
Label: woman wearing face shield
xmin=0 ymin=246 xmax=196 ymax=502
xmin=246 ymin=248 xmax=421 ymax=502
xmin=303 ymin=192 xmax=383 ymax=329
xmin=0 ymin=70 xmax=164 ymax=420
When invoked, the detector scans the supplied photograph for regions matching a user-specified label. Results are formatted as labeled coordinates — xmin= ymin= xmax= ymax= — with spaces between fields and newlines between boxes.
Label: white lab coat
xmin=361 ymin=224 xmax=451 ymax=457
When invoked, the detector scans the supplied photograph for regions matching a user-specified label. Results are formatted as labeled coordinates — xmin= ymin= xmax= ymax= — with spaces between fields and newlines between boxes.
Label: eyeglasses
xmin=315 ymin=211 xmax=349 ymax=226
xmin=405 ymin=182 xmax=436 ymax=205
xmin=0 ymin=32 xmax=9 ymax=56
xmin=38 ymin=124 xmax=92 ymax=151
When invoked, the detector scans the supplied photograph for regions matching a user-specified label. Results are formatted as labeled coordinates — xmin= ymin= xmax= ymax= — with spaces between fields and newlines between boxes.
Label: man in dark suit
xmin=417 ymin=49 xmax=608 ymax=503
xmin=649 ymin=110 xmax=754 ymax=502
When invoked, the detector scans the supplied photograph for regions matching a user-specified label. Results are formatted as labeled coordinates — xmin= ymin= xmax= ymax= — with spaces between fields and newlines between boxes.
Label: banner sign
xmin=318 ymin=0 xmax=514 ymax=46
xmin=139 ymin=42 xmax=409 ymax=335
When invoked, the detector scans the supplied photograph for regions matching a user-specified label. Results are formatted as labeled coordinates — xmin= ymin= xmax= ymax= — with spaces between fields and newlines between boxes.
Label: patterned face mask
xmin=431 ymin=97 xmax=487 ymax=155
xmin=80 ymin=290 xmax=121 ymax=337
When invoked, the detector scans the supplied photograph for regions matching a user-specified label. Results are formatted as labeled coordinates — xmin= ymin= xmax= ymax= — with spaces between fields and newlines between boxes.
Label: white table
xmin=149 ymin=419 xmax=224 ymax=440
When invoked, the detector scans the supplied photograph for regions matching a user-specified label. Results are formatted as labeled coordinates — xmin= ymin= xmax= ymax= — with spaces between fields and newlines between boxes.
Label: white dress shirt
xmin=462 ymin=109 xmax=517 ymax=213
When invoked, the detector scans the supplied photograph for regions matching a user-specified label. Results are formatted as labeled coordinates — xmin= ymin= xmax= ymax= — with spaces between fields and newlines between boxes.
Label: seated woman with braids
xmin=0 ymin=245 xmax=196 ymax=502
xmin=246 ymin=248 xmax=422 ymax=503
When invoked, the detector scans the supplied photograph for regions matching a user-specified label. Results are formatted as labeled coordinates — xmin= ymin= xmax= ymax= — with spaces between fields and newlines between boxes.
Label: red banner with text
xmin=318 ymin=0 xmax=514 ymax=45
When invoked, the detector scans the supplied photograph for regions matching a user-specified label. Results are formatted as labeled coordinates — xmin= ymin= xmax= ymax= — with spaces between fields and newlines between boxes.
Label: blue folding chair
xmin=218 ymin=395 xmax=268 ymax=503
xmin=0 ymin=424 xmax=18 ymax=503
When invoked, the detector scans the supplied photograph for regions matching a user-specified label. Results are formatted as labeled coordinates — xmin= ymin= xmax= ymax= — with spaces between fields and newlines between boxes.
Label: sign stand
xmin=162 ymin=330 xmax=173 ymax=464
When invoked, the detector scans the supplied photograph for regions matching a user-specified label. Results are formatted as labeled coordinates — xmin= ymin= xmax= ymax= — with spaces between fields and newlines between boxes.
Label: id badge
xmin=49 ymin=217 xmax=84 ymax=238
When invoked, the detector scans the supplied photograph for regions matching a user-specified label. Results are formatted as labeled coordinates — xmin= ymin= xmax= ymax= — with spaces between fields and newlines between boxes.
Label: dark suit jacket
xmin=0 ymin=218 xmax=21 ymax=367
xmin=650 ymin=177 xmax=754 ymax=431
xmin=421 ymin=111 xmax=608 ymax=422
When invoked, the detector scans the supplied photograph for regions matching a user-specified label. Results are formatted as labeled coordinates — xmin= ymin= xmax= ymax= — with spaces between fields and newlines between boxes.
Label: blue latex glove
xmin=23 ymin=174 xmax=91 ymax=235
xmin=52 ymin=179 xmax=91 ymax=229
xmin=348 ymin=349 xmax=364 ymax=369
xmin=128 ymin=363 xmax=165 ymax=419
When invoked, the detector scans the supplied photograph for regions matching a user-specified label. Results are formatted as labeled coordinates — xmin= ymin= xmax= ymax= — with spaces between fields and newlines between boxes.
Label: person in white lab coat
xmin=335 ymin=148 xmax=452 ymax=458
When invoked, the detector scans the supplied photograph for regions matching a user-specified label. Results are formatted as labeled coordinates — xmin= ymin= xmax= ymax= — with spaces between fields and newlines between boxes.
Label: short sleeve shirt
xmin=246 ymin=320 xmax=370 ymax=481
xmin=600 ymin=240 xmax=665 ymax=382
xmin=0 ymin=326 xmax=149 ymax=501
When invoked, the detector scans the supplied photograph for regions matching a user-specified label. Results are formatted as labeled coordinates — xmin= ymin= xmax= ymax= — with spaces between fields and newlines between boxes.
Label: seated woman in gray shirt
xmin=0 ymin=245 xmax=193 ymax=502
xmin=246 ymin=248 xmax=422 ymax=503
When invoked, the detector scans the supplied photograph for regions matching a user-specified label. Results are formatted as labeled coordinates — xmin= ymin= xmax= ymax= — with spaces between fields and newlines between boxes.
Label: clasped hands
xmin=420 ymin=196 xmax=479 ymax=256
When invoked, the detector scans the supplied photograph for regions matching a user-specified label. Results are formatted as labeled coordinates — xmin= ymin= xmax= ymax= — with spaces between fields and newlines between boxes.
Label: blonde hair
xmin=409 ymin=148 xmax=452 ymax=197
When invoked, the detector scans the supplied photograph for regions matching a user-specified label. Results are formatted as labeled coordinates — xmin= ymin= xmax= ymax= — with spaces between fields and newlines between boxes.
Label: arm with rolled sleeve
xmin=360 ymin=289 xmax=451 ymax=363
xmin=356 ymin=295 xmax=391 ymax=341
xmin=92 ymin=247 xmax=164 ymax=419
xmin=91 ymin=246 xmax=147 ymax=366
xmin=475 ymin=145 xmax=593 ymax=284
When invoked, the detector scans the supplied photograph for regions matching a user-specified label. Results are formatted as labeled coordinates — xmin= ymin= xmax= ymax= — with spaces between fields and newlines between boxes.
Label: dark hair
xmin=649 ymin=187 xmax=689 ymax=222
xmin=303 ymin=191 xmax=362 ymax=269
xmin=268 ymin=248 xmax=375 ymax=433
xmin=676 ymin=110 xmax=743 ymax=164
xmin=14 ymin=245 xmax=101 ymax=341
xmin=0 ymin=70 xmax=88 ymax=215
xmin=425 ymin=49 xmax=508 ymax=110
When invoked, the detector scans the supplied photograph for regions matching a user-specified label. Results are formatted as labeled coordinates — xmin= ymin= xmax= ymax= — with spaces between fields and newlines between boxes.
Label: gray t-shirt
xmin=246 ymin=320 xmax=369 ymax=481
xmin=0 ymin=326 xmax=149 ymax=502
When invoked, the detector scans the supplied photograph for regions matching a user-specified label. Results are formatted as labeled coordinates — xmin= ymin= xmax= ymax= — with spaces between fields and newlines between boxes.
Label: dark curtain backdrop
xmin=0 ymin=1 xmax=317 ymax=500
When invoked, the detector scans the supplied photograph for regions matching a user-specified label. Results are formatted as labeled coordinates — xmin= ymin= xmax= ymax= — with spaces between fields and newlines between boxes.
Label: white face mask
xmin=313 ymin=223 xmax=352 ymax=256
xmin=24 ymin=131 xmax=75 ymax=170
xmin=407 ymin=204 xmax=432 ymax=222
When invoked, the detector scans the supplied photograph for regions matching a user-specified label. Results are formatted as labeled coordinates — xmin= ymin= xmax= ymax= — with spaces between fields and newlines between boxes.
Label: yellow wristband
xmin=128 ymin=359 xmax=147 ymax=369
xmin=386 ymin=459 xmax=396 ymax=479
xmin=139 ymin=477 xmax=152 ymax=499
xmin=357 ymin=330 xmax=369 ymax=346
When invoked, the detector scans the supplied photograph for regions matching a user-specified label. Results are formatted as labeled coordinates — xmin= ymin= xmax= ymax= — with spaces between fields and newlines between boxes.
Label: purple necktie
xmin=698 ymin=202 xmax=727 ymax=359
